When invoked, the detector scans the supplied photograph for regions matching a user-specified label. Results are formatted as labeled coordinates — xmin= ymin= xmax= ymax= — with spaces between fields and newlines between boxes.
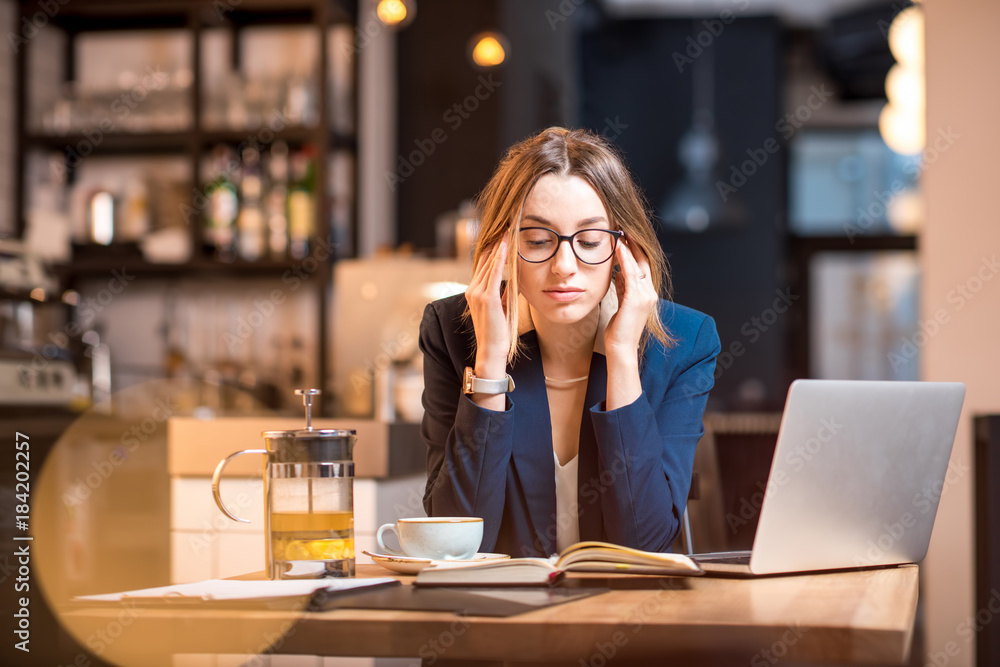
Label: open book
xmin=415 ymin=541 xmax=703 ymax=586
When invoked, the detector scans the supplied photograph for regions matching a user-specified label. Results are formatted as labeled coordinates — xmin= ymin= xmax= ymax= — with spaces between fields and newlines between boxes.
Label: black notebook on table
xmin=320 ymin=583 xmax=608 ymax=617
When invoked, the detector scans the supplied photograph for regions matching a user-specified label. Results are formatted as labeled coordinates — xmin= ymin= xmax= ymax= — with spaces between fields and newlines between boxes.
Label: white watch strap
xmin=471 ymin=375 xmax=512 ymax=394
xmin=464 ymin=367 xmax=515 ymax=394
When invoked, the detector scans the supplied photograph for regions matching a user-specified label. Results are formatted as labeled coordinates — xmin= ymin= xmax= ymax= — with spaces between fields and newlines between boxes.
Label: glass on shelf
xmin=202 ymin=70 xmax=320 ymax=132
xmin=25 ymin=28 xmax=194 ymax=137
xmin=200 ymin=26 xmax=322 ymax=133
xmin=34 ymin=71 xmax=193 ymax=136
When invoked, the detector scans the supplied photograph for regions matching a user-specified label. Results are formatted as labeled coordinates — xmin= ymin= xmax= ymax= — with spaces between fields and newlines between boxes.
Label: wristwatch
xmin=463 ymin=366 xmax=515 ymax=395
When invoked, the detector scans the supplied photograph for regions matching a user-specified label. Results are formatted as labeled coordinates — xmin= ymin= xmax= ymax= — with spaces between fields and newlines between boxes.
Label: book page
xmin=422 ymin=557 xmax=555 ymax=571
xmin=555 ymin=542 xmax=700 ymax=571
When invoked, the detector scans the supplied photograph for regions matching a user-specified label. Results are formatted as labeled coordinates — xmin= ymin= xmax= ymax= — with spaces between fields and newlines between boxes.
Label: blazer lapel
xmin=507 ymin=330 xmax=558 ymax=555
xmin=577 ymin=350 xmax=608 ymax=541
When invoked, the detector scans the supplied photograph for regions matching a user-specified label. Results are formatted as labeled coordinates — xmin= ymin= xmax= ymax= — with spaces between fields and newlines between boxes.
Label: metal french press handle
xmin=212 ymin=449 xmax=268 ymax=523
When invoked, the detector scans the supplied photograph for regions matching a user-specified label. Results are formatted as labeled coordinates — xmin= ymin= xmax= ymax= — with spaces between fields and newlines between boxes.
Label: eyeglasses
xmin=517 ymin=227 xmax=623 ymax=265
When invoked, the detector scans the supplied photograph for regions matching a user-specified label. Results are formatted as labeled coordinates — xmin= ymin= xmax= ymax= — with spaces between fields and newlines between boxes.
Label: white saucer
xmin=362 ymin=550 xmax=509 ymax=575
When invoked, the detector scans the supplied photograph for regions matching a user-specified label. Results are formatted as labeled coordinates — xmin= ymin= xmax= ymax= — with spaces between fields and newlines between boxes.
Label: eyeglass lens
xmin=518 ymin=228 xmax=619 ymax=264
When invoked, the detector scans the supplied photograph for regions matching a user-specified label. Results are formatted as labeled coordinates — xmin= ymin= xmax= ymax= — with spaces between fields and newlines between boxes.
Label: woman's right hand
xmin=465 ymin=239 xmax=510 ymax=378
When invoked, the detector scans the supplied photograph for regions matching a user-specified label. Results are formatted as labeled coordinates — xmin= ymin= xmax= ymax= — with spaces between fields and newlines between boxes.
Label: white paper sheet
xmin=75 ymin=577 xmax=397 ymax=602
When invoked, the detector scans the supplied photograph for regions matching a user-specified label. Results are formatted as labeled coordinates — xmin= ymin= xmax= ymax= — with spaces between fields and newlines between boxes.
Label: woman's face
xmin=516 ymin=173 xmax=615 ymax=327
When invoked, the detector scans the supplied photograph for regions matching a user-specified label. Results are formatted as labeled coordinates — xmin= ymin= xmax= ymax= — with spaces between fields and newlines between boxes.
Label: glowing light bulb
xmin=470 ymin=32 xmax=507 ymax=68
xmin=888 ymin=7 xmax=924 ymax=67
xmin=376 ymin=0 xmax=410 ymax=27
xmin=879 ymin=103 xmax=925 ymax=155
xmin=885 ymin=64 xmax=925 ymax=109
xmin=886 ymin=189 xmax=924 ymax=234
xmin=881 ymin=7 xmax=925 ymax=156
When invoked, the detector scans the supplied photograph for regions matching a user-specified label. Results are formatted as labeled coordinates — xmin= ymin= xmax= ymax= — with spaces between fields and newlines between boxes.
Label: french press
xmin=212 ymin=389 xmax=357 ymax=579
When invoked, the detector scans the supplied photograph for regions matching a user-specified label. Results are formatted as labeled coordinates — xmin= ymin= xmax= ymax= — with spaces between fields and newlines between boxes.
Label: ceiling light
xmin=888 ymin=7 xmax=924 ymax=67
xmin=469 ymin=32 xmax=508 ymax=68
xmin=885 ymin=65 xmax=924 ymax=109
xmin=376 ymin=0 xmax=415 ymax=28
xmin=879 ymin=103 xmax=924 ymax=155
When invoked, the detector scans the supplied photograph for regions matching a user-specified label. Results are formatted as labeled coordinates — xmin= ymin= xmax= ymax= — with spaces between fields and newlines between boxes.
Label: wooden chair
xmin=677 ymin=412 xmax=783 ymax=554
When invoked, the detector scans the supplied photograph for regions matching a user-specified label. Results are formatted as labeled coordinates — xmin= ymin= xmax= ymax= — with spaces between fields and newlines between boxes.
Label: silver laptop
xmin=691 ymin=379 xmax=966 ymax=576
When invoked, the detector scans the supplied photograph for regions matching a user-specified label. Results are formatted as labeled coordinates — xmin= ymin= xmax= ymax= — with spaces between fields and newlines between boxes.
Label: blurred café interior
xmin=0 ymin=0 xmax=998 ymax=665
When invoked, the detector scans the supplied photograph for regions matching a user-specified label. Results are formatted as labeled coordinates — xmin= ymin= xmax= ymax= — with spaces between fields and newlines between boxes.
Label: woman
xmin=418 ymin=127 xmax=721 ymax=558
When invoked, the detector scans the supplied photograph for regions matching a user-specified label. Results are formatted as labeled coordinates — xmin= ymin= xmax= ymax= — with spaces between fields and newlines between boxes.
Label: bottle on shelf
xmin=237 ymin=145 xmax=265 ymax=262
xmin=203 ymin=145 xmax=239 ymax=262
xmin=266 ymin=141 xmax=290 ymax=259
xmin=121 ymin=178 xmax=151 ymax=243
xmin=284 ymin=73 xmax=319 ymax=128
xmin=288 ymin=146 xmax=317 ymax=260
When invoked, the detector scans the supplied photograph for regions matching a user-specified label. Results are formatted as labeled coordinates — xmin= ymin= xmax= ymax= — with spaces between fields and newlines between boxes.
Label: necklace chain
xmin=544 ymin=375 xmax=589 ymax=383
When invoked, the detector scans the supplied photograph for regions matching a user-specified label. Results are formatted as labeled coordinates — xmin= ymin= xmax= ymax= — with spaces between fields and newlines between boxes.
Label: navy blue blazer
xmin=418 ymin=293 xmax=721 ymax=557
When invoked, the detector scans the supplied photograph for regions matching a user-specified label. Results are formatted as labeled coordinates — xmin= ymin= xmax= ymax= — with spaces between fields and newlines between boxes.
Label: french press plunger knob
xmin=295 ymin=388 xmax=321 ymax=429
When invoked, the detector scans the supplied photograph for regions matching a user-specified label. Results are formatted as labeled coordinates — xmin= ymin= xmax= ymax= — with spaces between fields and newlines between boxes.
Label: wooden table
xmin=59 ymin=564 xmax=919 ymax=666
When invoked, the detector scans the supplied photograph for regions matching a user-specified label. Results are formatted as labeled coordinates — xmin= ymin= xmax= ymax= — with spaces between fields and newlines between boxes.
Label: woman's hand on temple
xmin=605 ymin=237 xmax=658 ymax=359
xmin=465 ymin=239 xmax=510 ymax=377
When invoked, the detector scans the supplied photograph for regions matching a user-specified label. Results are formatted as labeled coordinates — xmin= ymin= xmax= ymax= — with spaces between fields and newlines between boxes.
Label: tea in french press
xmin=212 ymin=389 xmax=357 ymax=578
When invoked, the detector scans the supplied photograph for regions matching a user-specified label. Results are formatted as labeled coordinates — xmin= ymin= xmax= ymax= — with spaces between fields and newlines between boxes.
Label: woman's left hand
xmin=604 ymin=237 xmax=658 ymax=358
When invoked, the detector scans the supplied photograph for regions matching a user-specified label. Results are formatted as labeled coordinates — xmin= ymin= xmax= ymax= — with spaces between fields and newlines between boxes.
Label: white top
xmin=554 ymin=449 xmax=581 ymax=553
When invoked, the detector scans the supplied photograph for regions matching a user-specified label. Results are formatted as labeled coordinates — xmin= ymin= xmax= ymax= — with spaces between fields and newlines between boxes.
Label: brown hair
xmin=472 ymin=126 xmax=676 ymax=364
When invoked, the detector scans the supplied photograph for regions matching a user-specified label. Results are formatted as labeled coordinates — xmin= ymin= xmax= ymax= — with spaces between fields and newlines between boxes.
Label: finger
xmin=485 ymin=238 xmax=508 ymax=297
xmin=622 ymin=240 xmax=654 ymax=285
xmin=616 ymin=243 xmax=654 ymax=305
xmin=470 ymin=251 xmax=488 ymax=288
xmin=625 ymin=235 xmax=648 ymax=263
xmin=613 ymin=244 xmax=631 ymax=299
xmin=473 ymin=240 xmax=503 ymax=288
xmin=629 ymin=244 xmax=651 ymax=278
xmin=484 ymin=241 xmax=504 ymax=279
xmin=617 ymin=241 xmax=640 ymax=281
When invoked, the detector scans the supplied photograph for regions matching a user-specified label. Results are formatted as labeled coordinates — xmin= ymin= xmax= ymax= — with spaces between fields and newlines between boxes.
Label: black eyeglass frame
xmin=516 ymin=227 xmax=624 ymax=265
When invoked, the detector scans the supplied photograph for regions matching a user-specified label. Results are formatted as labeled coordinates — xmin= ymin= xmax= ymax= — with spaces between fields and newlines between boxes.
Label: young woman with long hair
xmin=418 ymin=127 xmax=721 ymax=557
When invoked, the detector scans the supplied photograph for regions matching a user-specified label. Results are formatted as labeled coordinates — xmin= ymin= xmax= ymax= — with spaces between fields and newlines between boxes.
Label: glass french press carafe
xmin=212 ymin=389 xmax=357 ymax=579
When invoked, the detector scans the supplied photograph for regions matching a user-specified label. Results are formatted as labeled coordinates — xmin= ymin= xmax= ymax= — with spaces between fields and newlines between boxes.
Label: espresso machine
xmin=0 ymin=239 xmax=76 ymax=407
